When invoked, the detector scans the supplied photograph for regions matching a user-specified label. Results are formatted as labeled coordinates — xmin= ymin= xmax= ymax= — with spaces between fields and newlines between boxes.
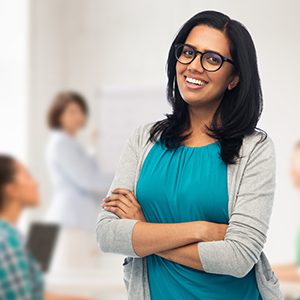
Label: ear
xmin=228 ymin=73 xmax=240 ymax=90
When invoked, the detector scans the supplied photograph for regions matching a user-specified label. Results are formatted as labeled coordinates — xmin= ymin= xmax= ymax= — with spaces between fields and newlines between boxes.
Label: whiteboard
xmin=96 ymin=84 xmax=172 ymax=173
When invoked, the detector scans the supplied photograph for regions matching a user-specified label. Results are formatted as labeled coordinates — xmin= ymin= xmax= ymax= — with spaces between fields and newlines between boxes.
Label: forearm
xmin=132 ymin=220 xmax=227 ymax=257
xmin=132 ymin=221 xmax=201 ymax=256
xmin=155 ymin=242 xmax=204 ymax=271
xmin=153 ymin=221 xmax=228 ymax=271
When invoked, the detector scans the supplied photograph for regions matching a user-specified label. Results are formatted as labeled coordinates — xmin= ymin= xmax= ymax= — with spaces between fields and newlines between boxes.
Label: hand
xmin=90 ymin=128 xmax=99 ymax=142
xmin=101 ymin=188 xmax=146 ymax=222
xmin=199 ymin=221 xmax=228 ymax=242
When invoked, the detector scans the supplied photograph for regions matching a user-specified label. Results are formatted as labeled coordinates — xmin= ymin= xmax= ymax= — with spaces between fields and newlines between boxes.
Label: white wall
xmin=0 ymin=0 xmax=28 ymax=162
xmin=27 ymin=0 xmax=300 ymax=264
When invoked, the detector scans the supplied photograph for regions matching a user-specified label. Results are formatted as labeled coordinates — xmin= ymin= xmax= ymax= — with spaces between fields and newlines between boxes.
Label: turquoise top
xmin=136 ymin=138 xmax=262 ymax=300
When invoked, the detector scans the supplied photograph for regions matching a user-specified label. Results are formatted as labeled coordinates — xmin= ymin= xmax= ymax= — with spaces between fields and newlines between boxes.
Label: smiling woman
xmin=96 ymin=10 xmax=283 ymax=300
xmin=175 ymin=26 xmax=239 ymax=106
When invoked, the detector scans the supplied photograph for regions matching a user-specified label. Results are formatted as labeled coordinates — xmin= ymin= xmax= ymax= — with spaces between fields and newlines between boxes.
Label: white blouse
xmin=46 ymin=130 xmax=112 ymax=231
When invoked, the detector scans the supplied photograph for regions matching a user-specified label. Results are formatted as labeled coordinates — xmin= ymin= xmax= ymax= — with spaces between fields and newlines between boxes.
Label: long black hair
xmin=148 ymin=10 xmax=266 ymax=164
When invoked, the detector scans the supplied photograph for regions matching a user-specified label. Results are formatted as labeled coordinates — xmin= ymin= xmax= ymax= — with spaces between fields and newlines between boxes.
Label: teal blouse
xmin=136 ymin=138 xmax=262 ymax=300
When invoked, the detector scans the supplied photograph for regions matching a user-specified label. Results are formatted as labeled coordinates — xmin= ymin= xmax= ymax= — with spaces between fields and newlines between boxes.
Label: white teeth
xmin=186 ymin=77 xmax=207 ymax=86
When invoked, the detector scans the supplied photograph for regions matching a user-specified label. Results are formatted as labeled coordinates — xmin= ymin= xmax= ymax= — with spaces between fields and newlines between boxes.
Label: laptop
xmin=26 ymin=222 xmax=60 ymax=272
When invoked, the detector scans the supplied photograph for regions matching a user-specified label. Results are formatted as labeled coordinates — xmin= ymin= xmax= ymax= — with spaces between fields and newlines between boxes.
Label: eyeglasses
xmin=174 ymin=43 xmax=235 ymax=72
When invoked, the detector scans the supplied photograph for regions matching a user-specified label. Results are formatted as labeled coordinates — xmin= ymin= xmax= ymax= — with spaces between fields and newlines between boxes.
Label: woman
xmin=0 ymin=154 xmax=92 ymax=300
xmin=46 ymin=91 xmax=112 ymax=275
xmin=96 ymin=10 xmax=282 ymax=300
xmin=46 ymin=91 xmax=112 ymax=231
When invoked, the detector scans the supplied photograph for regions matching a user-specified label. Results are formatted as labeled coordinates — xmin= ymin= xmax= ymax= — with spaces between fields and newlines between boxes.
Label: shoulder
xmin=242 ymin=129 xmax=275 ymax=159
xmin=132 ymin=120 xmax=157 ymax=137
xmin=47 ymin=130 xmax=77 ymax=156
xmin=127 ymin=120 xmax=158 ymax=148
xmin=0 ymin=223 xmax=22 ymax=254
xmin=238 ymin=130 xmax=276 ymax=181
xmin=48 ymin=130 xmax=73 ymax=145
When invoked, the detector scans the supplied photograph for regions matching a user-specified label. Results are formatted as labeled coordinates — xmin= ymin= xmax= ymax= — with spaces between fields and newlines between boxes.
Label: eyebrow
xmin=185 ymin=42 xmax=224 ymax=56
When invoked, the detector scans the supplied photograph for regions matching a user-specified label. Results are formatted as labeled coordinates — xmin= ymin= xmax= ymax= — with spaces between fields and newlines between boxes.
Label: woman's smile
xmin=184 ymin=75 xmax=208 ymax=90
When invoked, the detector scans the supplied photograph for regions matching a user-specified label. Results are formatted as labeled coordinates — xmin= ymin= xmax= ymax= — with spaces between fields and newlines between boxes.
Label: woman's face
xmin=59 ymin=102 xmax=87 ymax=134
xmin=176 ymin=25 xmax=239 ymax=108
xmin=5 ymin=162 xmax=40 ymax=207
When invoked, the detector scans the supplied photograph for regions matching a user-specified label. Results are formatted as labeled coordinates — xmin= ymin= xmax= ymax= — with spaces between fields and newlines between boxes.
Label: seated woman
xmin=0 ymin=154 xmax=93 ymax=300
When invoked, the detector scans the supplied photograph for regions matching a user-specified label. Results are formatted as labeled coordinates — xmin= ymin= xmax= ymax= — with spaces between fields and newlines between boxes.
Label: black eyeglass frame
xmin=174 ymin=43 xmax=235 ymax=72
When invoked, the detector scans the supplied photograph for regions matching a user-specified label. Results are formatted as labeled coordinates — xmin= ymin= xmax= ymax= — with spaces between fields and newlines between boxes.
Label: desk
xmin=273 ymin=264 xmax=300 ymax=300
xmin=44 ymin=227 xmax=127 ymax=300
xmin=45 ymin=270 xmax=126 ymax=300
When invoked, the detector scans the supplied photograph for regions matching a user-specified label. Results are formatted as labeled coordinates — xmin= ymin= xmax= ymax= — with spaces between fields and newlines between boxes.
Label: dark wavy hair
xmin=148 ymin=10 xmax=267 ymax=164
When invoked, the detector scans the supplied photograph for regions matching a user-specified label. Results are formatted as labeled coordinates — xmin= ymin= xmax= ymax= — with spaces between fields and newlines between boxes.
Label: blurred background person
xmin=291 ymin=142 xmax=300 ymax=273
xmin=45 ymin=91 xmax=112 ymax=276
xmin=46 ymin=91 xmax=111 ymax=231
xmin=273 ymin=141 xmax=300 ymax=285
xmin=288 ymin=141 xmax=300 ymax=273
xmin=290 ymin=141 xmax=300 ymax=190
xmin=0 ymin=154 xmax=93 ymax=300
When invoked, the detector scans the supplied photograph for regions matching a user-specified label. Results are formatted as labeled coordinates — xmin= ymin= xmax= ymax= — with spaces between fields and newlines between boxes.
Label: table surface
xmin=272 ymin=264 xmax=300 ymax=299
xmin=273 ymin=264 xmax=300 ymax=282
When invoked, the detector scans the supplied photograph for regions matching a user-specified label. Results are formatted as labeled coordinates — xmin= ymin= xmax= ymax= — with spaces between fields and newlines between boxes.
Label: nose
xmin=187 ymin=53 xmax=204 ymax=73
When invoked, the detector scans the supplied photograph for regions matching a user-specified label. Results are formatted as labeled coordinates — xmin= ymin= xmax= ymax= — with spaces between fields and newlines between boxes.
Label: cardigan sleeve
xmin=197 ymin=134 xmax=276 ymax=278
xmin=96 ymin=125 xmax=143 ymax=257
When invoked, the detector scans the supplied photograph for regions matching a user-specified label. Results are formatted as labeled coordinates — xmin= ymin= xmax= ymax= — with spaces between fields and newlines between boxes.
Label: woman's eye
xmin=183 ymin=49 xmax=194 ymax=57
xmin=205 ymin=54 xmax=222 ymax=65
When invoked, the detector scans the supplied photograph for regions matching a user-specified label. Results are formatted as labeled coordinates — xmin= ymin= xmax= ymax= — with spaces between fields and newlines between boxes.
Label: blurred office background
xmin=0 ymin=0 xmax=300 ymax=299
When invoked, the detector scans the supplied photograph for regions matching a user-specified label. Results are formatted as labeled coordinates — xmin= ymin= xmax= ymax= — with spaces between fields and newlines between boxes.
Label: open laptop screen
xmin=26 ymin=222 xmax=60 ymax=272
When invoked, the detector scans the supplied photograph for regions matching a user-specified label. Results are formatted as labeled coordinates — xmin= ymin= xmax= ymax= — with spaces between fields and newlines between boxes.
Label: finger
xmin=111 ymin=188 xmax=135 ymax=202
xmin=102 ymin=200 xmax=129 ymax=214
xmin=104 ymin=194 xmax=132 ymax=208
xmin=103 ymin=206 xmax=126 ymax=219
xmin=112 ymin=188 xmax=140 ymax=206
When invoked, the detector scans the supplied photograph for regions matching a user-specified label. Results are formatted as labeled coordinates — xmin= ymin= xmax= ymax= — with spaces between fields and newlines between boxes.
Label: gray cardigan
xmin=96 ymin=121 xmax=283 ymax=300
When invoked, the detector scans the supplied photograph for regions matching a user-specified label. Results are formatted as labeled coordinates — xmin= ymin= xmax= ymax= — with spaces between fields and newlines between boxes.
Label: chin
xmin=181 ymin=94 xmax=208 ymax=106
xmin=28 ymin=198 xmax=40 ymax=207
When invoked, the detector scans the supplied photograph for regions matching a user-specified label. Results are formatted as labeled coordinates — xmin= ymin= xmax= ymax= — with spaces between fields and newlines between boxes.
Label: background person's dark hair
xmin=148 ymin=10 xmax=267 ymax=164
xmin=0 ymin=155 xmax=16 ymax=210
xmin=47 ymin=91 xmax=89 ymax=129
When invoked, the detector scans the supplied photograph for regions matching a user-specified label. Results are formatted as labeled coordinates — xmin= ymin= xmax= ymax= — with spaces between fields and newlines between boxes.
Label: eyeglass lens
xmin=175 ymin=44 xmax=223 ymax=71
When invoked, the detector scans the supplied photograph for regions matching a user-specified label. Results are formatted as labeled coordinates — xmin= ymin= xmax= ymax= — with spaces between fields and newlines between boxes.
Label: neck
xmin=187 ymin=98 xmax=221 ymax=134
xmin=64 ymin=128 xmax=76 ymax=137
xmin=0 ymin=200 xmax=22 ymax=225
